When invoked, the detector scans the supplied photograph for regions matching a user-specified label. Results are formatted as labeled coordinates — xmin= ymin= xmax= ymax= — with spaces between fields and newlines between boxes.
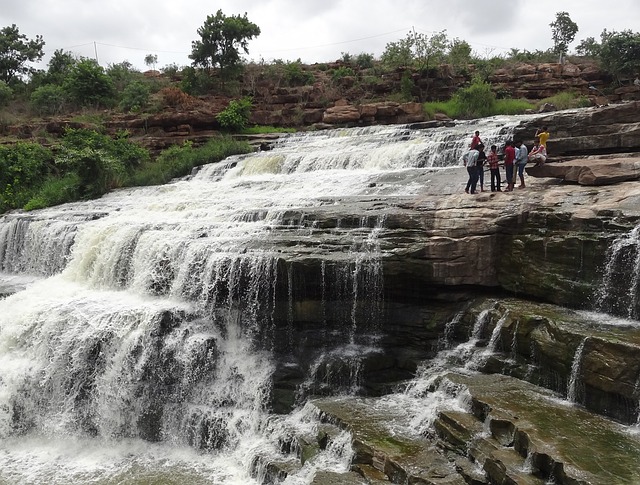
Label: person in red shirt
xmin=503 ymin=141 xmax=516 ymax=192
xmin=470 ymin=131 xmax=482 ymax=150
xmin=488 ymin=145 xmax=501 ymax=192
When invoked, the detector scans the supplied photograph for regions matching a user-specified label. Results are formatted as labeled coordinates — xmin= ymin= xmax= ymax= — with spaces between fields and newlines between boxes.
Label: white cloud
xmin=3 ymin=0 xmax=639 ymax=71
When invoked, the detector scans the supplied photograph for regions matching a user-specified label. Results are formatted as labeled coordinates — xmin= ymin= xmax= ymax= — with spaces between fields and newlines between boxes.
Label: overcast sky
xmin=3 ymin=0 xmax=639 ymax=72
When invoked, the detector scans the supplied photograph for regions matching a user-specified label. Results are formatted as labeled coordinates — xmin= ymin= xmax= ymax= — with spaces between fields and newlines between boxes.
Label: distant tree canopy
xmin=0 ymin=24 xmax=45 ymax=84
xmin=550 ymin=11 xmax=578 ymax=63
xmin=599 ymin=29 xmax=640 ymax=82
xmin=189 ymin=10 xmax=260 ymax=77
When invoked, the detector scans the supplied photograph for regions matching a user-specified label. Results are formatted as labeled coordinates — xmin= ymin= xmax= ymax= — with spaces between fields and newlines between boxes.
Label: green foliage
xmin=494 ymin=98 xmax=536 ymax=114
xmin=144 ymin=54 xmax=158 ymax=70
xmin=216 ymin=97 xmax=252 ymax=131
xmin=599 ymin=29 xmax=640 ymax=82
xmin=381 ymin=35 xmax=414 ymax=69
xmin=355 ymin=53 xmax=375 ymax=69
xmin=30 ymin=84 xmax=67 ymax=115
xmin=240 ymin=125 xmax=295 ymax=134
xmin=550 ymin=11 xmax=578 ymax=62
xmin=24 ymin=173 xmax=80 ymax=210
xmin=180 ymin=65 xmax=217 ymax=95
xmin=0 ymin=142 xmax=52 ymax=211
xmin=33 ymin=49 xmax=78 ymax=87
xmin=331 ymin=66 xmax=355 ymax=81
xmin=190 ymin=9 xmax=260 ymax=79
xmin=56 ymin=129 xmax=148 ymax=198
xmin=56 ymin=146 xmax=125 ymax=198
xmin=400 ymin=70 xmax=414 ymax=101
xmin=506 ymin=48 xmax=556 ymax=63
xmin=423 ymin=95 xmax=534 ymax=120
xmin=0 ymin=80 xmax=12 ymax=106
xmin=64 ymin=59 xmax=115 ymax=108
xmin=128 ymin=137 xmax=252 ymax=186
xmin=61 ymin=128 xmax=149 ymax=171
xmin=106 ymin=61 xmax=140 ymax=92
xmin=539 ymin=91 xmax=591 ymax=110
xmin=0 ymin=24 xmax=45 ymax=84
xmin=452 ymin=77 xmax=496 ymax=118
xmin=575 ymin=37 xmax=601 ymax=57
xmin=119 ymin=81 xmax=150 ymax=112
xmin=283 ymin=60 xmax=314 ymax=86
xmin=448 ymin=38 xmax=472 ymax=71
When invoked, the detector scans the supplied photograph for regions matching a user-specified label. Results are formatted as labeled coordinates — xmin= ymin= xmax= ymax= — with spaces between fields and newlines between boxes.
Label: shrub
xmin=0 ymin=81 xmax=12 ymax=107
xmin=64 ymin=59 xmax=116 ymax=108
xmin=119 ymin=81 xmax=150 ymax=112
xmin=216 ymin=97 xmax=252 ymax=131
xmin=30 ymin=84 xmax=67 ymax=115
xmin=355 ymin=52 xmax=375 ymax=69
xmin=400 ymin=71 xmax=414 ymax=101
xmin=127 ymin=137 xmax=252 ymax=186
xmin=283 ymin=60 xmax=314 ymax=86
xmin=0 ymin=142 xmax=53 ymax=212
xmin=538 ymin=91 xmax=591 ymax=110
xmin=331 ymin=66 xmax=355 ymax=81
xmin=24 ymin=173 xmax=80 ymax=210
xmin=452 ymin=78 xmax=496 ymax=118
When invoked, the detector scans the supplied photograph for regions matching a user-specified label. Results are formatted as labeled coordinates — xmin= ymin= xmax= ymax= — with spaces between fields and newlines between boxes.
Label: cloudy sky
xmin=3 ymin=0 xmax=638 ymax=71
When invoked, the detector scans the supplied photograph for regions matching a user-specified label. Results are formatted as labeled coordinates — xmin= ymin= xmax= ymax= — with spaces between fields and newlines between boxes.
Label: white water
xmin=0 ymin=119 xmax=530 ymax=483
xmin=567 ymin=338 xmax=588 ymax=403
xmin=595 ymin=225 xmax=640 ymax=319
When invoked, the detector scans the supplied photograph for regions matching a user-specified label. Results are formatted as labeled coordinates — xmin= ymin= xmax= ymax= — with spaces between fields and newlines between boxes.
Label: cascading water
xmin=0 ymin=117 xmax=529 ymax=483
xmin=596 ymin=224 xmax=640 ymax=319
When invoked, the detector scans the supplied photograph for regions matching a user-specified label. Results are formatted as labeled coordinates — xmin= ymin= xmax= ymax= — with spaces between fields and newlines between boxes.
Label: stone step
xmin=457 ymin=299 xmax=640 ymax=424
xmin=311 ymin=396 xmax=468 ymax=484
xmin=444 ymin=372 xmax=640 ymax=484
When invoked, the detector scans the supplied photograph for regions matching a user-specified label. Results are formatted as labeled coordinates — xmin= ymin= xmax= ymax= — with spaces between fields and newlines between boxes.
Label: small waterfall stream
xmin=596 ymin=225 xmax=640 ymax=319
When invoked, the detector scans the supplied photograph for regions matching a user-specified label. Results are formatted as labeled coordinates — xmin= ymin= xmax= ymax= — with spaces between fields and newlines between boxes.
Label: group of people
xmin=462 ymin=127 xmax=549 ymax=194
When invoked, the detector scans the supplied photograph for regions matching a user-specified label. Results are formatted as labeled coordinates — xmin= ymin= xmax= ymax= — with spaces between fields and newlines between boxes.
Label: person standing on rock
xmin=535 ymin=126 xmax=550 ymax=149
xmin=462 ymin=146 xmax=480 ymax=194
xmin=504 ymin=141 xmax=516 ymax=191
xmin=514 ymin=140 xmax=529 ymax=188
xmin=470 ymin=131 xmax=482 ymax=150
xmin=476 ymin=144 xmax=487 ymax=192
xmin=488 ymin=145 xmax=501 ymax=192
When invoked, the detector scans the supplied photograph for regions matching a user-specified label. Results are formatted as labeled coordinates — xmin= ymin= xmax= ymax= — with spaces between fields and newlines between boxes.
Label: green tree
xmin=0 ymin=80 xmax=12 ymax=106
xmin=381 ymin=35 xmax=414 ymax=69
xmin=189 ymin=10 xmax=260 ymax=79
xmin=144 ymin=53 xmax=158 ymax=71
xmin=448 ymin=38 xmax=472 ymax=71
xmin=575 ymin=37 xmax=600 ymax=57
xmin=44 ymin=49 xmax=77 ymax=85
xmin=0 ymin=24 xmax=45 ymax=84
xmin=550 ymin=11 xmax=578 ymax=64
xmin=599 ymin=29 xmax=640 ymax=83
xmin=119 ymin=81 xmax=150 ymax=112
xmin=30 ymin=84 xmax=67 ymax=115
xmin=216 ymin=97 xmax=252 ymax=131
xmin=64 ymin=59 xmax=115 ymax=108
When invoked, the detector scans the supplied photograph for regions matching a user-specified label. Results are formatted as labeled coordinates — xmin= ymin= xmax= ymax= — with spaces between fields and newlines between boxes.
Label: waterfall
xmin=0 ymin=118 xmax=530 ymax=483
xmin=596 ymin=225 xmax=640 ymax=319
xmin=567 ymin=338 xmax=588 ymax=403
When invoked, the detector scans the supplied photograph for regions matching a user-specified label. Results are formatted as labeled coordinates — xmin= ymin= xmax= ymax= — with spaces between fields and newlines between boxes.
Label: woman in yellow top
xmin=535 ymin=126 xmax=550 ymax=148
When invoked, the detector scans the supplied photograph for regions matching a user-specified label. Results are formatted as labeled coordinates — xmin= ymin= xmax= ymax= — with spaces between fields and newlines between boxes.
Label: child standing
xmin=488 ymin=145 xmax=501 ymax=192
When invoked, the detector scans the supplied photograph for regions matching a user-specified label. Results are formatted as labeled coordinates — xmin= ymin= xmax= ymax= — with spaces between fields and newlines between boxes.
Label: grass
xmin=240 ymin=125 xmax=296 ymax=135
xmin=536 ymin=91 xmax=591 ymax=110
